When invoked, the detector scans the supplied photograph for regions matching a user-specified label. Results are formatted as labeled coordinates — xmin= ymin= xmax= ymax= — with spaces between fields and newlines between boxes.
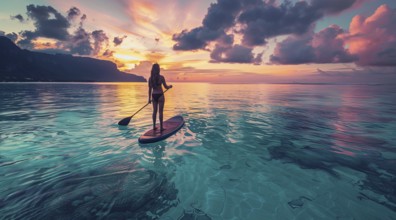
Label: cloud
xmin=11 ymin=14 xmax=25 ymax=22
xmin=319 ymin=67 xmax=396 ymax=77
xmin=92 ymin=30 xmax=109 ymax=55
xmin=127 ymin=61 xmax=153 ymax=78
xmin=0 ymin=31 xmax=18 ymax=42
xmin=102 ymin=49 xmax=114 ymax=57
xmin=237 ymin=1 xmax=321 ymax=46
xmin=209 ymin=34 xmax=263 ymax=64
xmin=348 ymin=4 xmax=396 ymax=66
xmin=6 ymin=33 xmax=18 ymax=42
xmin=67 ymin=7 xmax=81 ymax=20
xmin=238 ymin=0 xmax=364 ymax=46
xmin=12 ymin=5 xmax=114 ymax=57
xmin=113 ymin=35 xmax=127 ymax=46
xmin=211 ymin=44 xmax=263 ymax=64
xmin=25 ymin=4 xmax=70 ymax=40
xmin=311 ymin=66 xmax=396 ymax=84
xmin=145 ymin=52 xmax=165 ymax=63
xmin=270 ymin=33 xmax=314 ymax=64
xmin=270 ymin=25 xmax=357 ymax=64
xmin=80 ymin=14 xmax=87 ymax=24
xmin=45 ymin=12 xmax=97 ymax=56
xmin=18 ymin=31 xmax=36 ymax=49
xmin=202 ymin=0 xmax=242 ymax=30
xmin=68 ymin=26 xmax=92 ymax=55
xmin=172 ymin=0 xmax=363 ymax=64
xmin=17 ymin=5 xmax=71 ymax=49
xmin=172 ymin=27 xmax=224 ymax=50
xmin=172 ymin=0 xmax=246 ymax=51
xmin=311 ymin=25 xmax=357 ymax=63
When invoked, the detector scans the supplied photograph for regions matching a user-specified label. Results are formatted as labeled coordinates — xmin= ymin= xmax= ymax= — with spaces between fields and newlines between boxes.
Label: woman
xmin=148 ymin=63 xmax=172 ymax=132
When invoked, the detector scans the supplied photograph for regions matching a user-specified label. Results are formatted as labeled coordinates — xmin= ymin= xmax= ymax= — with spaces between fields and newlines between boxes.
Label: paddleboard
xmin=138 ymin=115 xmax=184 ymax=144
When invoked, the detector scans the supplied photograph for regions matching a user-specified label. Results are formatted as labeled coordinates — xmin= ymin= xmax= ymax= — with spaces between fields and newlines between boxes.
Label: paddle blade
xmin=118 ymin=116 xmax=132 ymax=126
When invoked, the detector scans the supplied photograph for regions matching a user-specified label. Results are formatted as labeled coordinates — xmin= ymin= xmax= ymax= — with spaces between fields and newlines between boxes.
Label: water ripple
xmin=0 ymin=83 xmax=395 ymax=219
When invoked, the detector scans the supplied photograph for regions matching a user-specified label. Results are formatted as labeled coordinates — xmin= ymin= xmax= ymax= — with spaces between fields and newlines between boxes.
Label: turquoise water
xmin=0 ymin=82 xmax=395 ymax=219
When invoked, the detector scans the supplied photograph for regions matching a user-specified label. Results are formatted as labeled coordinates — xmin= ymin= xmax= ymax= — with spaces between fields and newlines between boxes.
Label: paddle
xmin=118 ymin=88 xmax=170 ymax=126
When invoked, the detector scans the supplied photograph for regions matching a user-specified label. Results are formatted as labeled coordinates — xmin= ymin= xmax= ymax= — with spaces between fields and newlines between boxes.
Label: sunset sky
xmin=1 ymin=0 xmax=396 ymax=83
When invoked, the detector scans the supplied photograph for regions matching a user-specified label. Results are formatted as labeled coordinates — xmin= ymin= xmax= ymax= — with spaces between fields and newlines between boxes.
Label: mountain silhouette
xmin=0 ymin=36 xmax=146 ymax=82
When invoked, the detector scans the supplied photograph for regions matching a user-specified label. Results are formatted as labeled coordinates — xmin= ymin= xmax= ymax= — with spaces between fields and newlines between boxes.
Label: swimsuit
xmin=152 ymin=93 xmax=163 ymax=102
xmin=150 ymin=77 xmax=163 ymax=102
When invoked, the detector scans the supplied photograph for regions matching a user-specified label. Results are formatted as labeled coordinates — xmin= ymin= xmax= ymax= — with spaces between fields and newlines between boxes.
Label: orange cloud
xmin=32 ymin=38 xmax=58 ymax=50
xmin=145 ymin=52 xmax=165 ymax=63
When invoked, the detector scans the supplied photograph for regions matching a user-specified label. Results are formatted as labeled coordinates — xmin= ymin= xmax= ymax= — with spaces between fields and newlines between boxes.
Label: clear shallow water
xmin=0 ymin=82 xmax=395 ymax=219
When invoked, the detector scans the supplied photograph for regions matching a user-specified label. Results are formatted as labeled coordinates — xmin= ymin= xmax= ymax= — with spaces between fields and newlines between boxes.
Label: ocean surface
xmin=0 ymin=82 xmax=395 ymax=220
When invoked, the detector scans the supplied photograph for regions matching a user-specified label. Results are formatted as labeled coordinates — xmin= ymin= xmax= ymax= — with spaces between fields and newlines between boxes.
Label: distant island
xmin=0 ymin=36 xmax=146 ymax=82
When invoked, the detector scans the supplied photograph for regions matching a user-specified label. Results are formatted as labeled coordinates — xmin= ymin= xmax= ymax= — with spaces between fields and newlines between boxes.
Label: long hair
xmin=150 ymin=63 xmax=161 ymax=87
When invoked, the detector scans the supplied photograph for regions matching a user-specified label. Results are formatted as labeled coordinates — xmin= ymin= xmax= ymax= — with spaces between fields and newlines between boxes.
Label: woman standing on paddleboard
xmin=148 ymin=63 xmax=172 ymax=132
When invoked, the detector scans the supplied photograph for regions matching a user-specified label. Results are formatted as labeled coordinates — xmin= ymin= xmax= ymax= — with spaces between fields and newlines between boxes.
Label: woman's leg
xmin=152 ymin=100 xmax=158 ymax=130
xmin=158 ymin=96 xmax=165 ymax=131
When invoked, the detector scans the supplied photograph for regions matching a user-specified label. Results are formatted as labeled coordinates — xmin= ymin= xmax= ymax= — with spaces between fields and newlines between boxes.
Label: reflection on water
xmin=0 ymin=82 xmax=395 ymax=219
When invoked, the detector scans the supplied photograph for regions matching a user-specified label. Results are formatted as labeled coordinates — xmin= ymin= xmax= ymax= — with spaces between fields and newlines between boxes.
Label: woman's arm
xmin=161 ymin=76 xmax=173 ymax=89
xmin=148 ymin=78 xmax=152 ymax=103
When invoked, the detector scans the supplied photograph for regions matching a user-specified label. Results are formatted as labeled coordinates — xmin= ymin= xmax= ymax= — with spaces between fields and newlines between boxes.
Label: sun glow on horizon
xmin=113 ymin=53 xmax=142 ymax=62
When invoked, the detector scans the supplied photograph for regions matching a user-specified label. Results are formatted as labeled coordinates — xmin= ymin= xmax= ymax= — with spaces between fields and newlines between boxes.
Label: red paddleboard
xmin=138 ymin=115 xmax=184 ymax=144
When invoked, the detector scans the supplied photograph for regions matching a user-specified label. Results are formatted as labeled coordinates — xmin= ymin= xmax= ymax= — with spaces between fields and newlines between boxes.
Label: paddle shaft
xmin=127 ymin=88 xmax=169 ymax=120
xmin=130 ymin=102 xmax=150 ymax=118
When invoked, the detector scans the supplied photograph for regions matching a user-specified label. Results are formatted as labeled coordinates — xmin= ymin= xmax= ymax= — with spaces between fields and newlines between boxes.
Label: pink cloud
xmin=348 ymin=4 xmax=396 ymax=66
xmin=127 ymin=61 xmax=153 ymax=79
xmin=271 ymin=4 xmax=396 ymax=67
